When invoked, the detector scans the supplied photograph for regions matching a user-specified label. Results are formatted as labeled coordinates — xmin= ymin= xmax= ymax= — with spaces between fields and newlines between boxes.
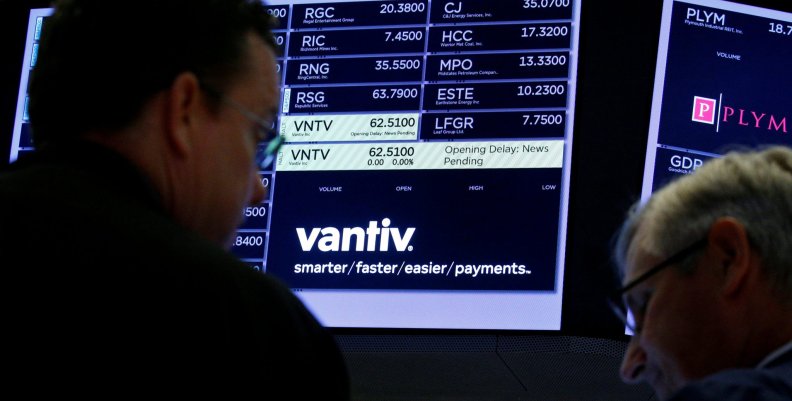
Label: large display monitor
xmin=9 ymin=0 xmax=582 ymax=331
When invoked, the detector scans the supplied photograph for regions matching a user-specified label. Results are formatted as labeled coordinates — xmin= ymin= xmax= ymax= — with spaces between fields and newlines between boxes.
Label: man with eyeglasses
xmin=0 ymin=0 xmax=349 ymax=397
xmin=611 ymin=146 xmax=792 ymax=400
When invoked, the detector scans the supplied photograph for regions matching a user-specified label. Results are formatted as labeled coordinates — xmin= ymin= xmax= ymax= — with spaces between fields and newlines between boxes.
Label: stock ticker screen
xmin=11 ymin=0 xmax=581 ymax=330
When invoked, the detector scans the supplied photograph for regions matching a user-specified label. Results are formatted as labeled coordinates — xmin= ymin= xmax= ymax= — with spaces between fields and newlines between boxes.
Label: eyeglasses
xmin=200 ymin=82 xmax=284 ymax=170
xmin=608 ymin=237 xmax=708 ymax=334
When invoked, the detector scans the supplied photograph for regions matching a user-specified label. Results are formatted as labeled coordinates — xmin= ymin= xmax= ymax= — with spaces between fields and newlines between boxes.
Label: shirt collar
xmin=757 ymin=340 xmax=792 ymax=368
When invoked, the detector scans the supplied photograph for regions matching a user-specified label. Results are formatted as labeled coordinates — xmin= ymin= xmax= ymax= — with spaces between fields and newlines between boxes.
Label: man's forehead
xmin=623 ymin=228 xmax=659 ymax=283
xmin=235 ymin=33 xmax=279 ymax=110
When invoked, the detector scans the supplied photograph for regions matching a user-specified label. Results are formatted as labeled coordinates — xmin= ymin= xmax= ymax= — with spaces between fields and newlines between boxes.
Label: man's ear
xmin=164 ymin=72 xmax=202 ymax=157
xmin=707 ymin=217 xmax=753 ymax=297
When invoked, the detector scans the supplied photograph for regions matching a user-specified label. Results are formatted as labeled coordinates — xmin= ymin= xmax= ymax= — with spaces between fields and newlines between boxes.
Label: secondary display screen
xmin=642 ymin=0 xmax=791 ymax=197
xmin=10 ymin=0 xmax=581 ymax=330
xmin=619 ymin=0 xmax=791 ymax=335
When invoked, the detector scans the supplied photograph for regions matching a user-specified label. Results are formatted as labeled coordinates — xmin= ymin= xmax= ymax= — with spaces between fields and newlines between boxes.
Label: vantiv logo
xmin=296 ymin=218 xmax=416 ymax=252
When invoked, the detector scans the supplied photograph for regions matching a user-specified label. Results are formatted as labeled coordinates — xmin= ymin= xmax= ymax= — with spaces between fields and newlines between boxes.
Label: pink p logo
xmin=692 ymin=96 xmax=717 ymax=124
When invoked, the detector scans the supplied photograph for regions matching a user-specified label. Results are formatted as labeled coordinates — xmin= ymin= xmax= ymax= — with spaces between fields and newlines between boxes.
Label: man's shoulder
xmin=669 ymin=361 xmax=792 ymax=401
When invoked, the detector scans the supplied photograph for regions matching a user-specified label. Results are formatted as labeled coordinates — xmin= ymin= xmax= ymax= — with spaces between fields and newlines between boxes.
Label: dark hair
xmin=28 ymin=0 xmax=278 ymax=146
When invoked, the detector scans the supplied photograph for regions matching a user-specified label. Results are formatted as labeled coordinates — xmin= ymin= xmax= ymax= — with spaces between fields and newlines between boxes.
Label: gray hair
xmin=614 ymin=146 xmax=792 ymax=302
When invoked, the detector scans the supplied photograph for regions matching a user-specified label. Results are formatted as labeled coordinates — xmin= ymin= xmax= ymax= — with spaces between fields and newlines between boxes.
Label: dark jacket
xmin=669 ymin=345 xmax=792 ymax=401
xmin=0 ymin=142 xmax=350 ymax=398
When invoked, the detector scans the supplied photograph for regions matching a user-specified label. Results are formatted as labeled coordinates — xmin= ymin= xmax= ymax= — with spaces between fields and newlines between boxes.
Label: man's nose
xmin=620 ymin=337 xmax=647 ymax=383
